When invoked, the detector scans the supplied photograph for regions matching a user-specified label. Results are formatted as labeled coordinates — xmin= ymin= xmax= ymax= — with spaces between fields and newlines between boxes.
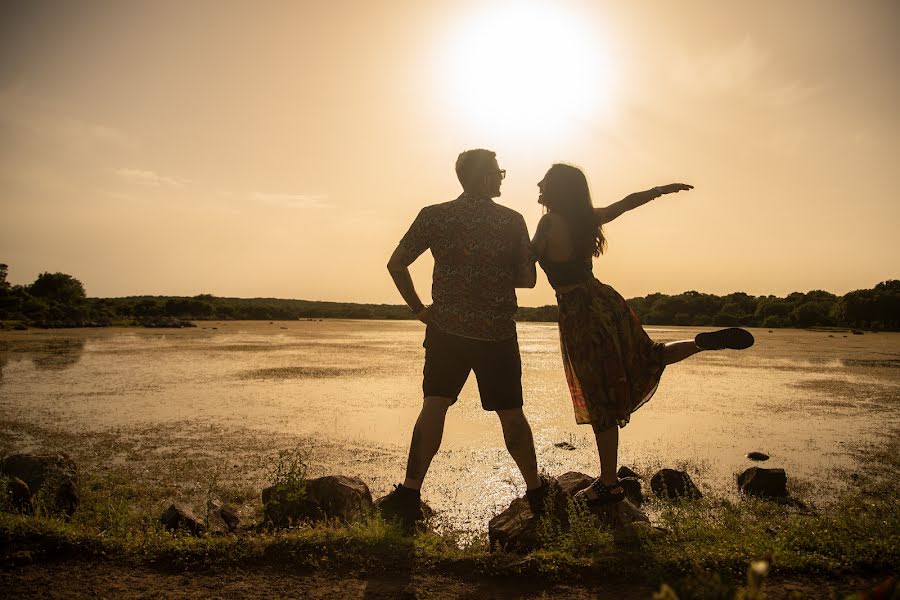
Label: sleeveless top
xmin=538 ymin=256 xmax=594 ymax=289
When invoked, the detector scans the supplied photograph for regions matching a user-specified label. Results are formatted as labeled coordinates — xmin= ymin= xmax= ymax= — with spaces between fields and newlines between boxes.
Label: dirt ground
xmin=1 ymin=560 xmax=650 ymax=599
xmin=0 ymin=559 xmax=889 ymax=599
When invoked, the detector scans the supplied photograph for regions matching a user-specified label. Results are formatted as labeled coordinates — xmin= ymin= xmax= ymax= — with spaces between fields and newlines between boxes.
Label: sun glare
xmin=441 ymin=2 xmax=615 ymax=142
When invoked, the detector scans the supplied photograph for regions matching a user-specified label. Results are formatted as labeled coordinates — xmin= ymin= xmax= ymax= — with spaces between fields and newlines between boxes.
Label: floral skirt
xmin=557 ymin=278 xmax=666 ymax=428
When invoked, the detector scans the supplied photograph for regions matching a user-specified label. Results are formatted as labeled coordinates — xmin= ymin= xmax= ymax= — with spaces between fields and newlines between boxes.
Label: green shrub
xmin=262 ymin=447 xmax=310 ymax=528
xmin=536 ymin=496 xmax=614 ymax=558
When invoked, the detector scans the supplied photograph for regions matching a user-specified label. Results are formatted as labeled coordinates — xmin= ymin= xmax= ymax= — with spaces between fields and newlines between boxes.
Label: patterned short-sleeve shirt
xmin=396 ymin=192 xmax=533 ymax=341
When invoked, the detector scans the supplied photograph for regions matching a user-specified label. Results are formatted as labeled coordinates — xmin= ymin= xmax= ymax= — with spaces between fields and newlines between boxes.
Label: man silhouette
xmin=380 ymin=149 xmax=546 ymax=531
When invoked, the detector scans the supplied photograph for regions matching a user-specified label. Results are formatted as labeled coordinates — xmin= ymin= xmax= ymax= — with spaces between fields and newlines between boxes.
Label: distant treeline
xmin=1 ymin=264 xmax=898 ymax=330
xmin=518 ymin=282 xmax=900 ymax=330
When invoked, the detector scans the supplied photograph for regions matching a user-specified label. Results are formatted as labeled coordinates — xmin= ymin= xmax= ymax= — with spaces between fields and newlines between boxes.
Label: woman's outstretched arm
xmin=594 ymin=183 xmax=693 ymax=225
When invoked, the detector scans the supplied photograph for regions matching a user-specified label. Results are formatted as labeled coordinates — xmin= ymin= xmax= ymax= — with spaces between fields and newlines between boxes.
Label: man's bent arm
xmin=387 ymin=246 xmax=426 ymax=314
xmin=514 ymin=260 xmax=536 ymax=288
xmin=513 ymin=215 xmax=537 ymax=288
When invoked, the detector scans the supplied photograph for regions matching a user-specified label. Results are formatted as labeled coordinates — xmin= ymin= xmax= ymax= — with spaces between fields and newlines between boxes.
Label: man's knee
xmin=496 ymin=407 xmax=528 ymax=427
xmin=423 ymin=395 xmax=454 ymax=412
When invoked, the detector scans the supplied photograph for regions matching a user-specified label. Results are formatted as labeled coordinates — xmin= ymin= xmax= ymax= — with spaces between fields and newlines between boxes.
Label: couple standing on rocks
xmin=382 ymin=149 xmax=754 ymax=532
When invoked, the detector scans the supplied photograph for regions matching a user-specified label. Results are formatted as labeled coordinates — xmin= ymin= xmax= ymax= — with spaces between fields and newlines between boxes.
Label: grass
xmin=1 ymin=424 xmax=898 ymax=597
xmin=3 ymin=463 xmax=896 ymax=575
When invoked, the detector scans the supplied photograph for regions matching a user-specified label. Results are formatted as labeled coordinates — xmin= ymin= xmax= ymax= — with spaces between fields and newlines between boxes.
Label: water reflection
xmin=32 ymin=339 xmax=87 ymax=371
xmin=841 ymin=358 xmax=900 ymax=368
xmin=0 ymin=337 xmax=87 ymax=381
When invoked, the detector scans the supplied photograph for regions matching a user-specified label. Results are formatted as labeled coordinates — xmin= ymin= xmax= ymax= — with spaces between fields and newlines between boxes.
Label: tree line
xmin=519 ymin=282 xmax=899 ymax=331
xmin=1 ymin=264 xmax=897 ymax=330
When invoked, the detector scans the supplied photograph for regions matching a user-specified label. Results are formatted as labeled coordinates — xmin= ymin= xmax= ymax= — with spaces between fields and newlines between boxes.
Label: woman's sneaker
xmin=376 ymin=484 xmax=421 ymax=534
xmin=695 ymin=327 xmax=755 ymax=351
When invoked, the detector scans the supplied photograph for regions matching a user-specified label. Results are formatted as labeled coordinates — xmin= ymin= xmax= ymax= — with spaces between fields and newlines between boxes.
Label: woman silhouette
xmin=531 ymin=163 xmax=754 ymax=504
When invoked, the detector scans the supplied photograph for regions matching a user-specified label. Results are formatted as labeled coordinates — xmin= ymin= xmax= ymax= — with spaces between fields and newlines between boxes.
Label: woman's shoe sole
xmin=695 ymin=328 xmax=755 ymax=350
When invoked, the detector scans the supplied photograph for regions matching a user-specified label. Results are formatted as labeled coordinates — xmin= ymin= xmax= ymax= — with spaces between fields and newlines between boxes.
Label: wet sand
xmin=1 ymin=321 xmax=898 ymax=533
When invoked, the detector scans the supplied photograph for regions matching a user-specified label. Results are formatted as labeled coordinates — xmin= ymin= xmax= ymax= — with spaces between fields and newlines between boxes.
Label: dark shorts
xmin=422 ymin=325 xmax=523 ymax=411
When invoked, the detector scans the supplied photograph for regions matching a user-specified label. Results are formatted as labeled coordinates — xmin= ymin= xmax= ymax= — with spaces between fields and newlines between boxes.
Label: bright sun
xmin=442 ymin=2 xmax=615 ymax=141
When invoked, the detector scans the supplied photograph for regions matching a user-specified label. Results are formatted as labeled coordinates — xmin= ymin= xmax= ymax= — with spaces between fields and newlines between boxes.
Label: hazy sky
xmin=2 ymin=0 xmax=898 ymax=306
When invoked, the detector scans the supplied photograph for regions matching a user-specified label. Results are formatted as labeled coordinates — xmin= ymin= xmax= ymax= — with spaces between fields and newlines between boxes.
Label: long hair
xmin=541 ymin=163 xmax=606 ymax=257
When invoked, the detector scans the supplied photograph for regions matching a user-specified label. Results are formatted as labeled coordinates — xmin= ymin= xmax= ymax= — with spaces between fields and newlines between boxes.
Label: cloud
xmin=115 ymin=168 xmax=186 ymax=188
xmin=0 ymin=85 xmax=138 ymax=152
xmin=250 ymin=192 xmax=330 ymax=209
xmin=670 ymin=37 xmax=769 ymax=94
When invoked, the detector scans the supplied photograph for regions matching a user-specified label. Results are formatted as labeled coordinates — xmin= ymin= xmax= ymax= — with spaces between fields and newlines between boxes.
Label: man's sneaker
xmin=525 ymin=477 xmax=554 ymax=516
xmin=376 ymin=484 xmax=421 ymax=533
xmin=695 ymin=327 xmax=755 ymax=351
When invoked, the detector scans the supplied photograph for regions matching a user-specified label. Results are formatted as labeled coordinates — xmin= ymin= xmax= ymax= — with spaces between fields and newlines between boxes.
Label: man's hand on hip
xmin=416 ymin=306 xmax=434 ymax=324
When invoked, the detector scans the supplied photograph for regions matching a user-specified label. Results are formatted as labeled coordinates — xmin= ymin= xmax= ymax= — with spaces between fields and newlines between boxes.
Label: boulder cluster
xmin=1 ymin=451 xmax=803 ymax=550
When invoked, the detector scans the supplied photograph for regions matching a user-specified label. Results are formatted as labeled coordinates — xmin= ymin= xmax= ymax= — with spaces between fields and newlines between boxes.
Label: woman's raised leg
xmin=663 ymin=327 xmax=755 ymax=365
xmin=663 ymin=340 xmax=702 ymax=365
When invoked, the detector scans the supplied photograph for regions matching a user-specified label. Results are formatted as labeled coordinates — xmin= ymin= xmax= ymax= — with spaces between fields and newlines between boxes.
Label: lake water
xmin=1 ymin=321 xmax=898 ymax=532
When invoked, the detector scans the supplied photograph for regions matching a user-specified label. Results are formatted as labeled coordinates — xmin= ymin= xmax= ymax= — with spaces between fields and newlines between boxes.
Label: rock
xmin=160 ymin=502 xmax=205 ymax=535
xmin=737 ymin=467 xmax=788 ymax=498
xmin=206 ymin=500 xmax=240 ymax=535
xmin=553 ymin=441 xmax=576 ymax=451
xmin=556 ymin=471 xmax=592 ymax=495
xmin=619 ymin=477 xmax=643 ymax=506
xmin=617 ymin=466 xmax=640 ymax=479
xmin=218 ymin=502 xmax=241 ymax=531
xmin=746 ymin=452 xmax=770 ymax=461
xmin=489 ymin=477 xmax=569 ymax=552
xmin=489 ymin=472 xmax=650 ymax=553
xmin=305 ymin=475 xmax=373 ymax=522
xmin=650 ymin=468 xmax=702 ymax=500
xmin=0 ymin=453 xmax=79 ymax=518
xmin=589 ymin=496 xmax=650 ymax=530
xmin=6 ymin=477 xmax=33 ymax=514
xmin=205 ymin=511 xmax=229 ymax=535
xmin=553 ymin=472 xmax=647 ymax=518
xmin=262 ymin=474 xmax=374 ymax=528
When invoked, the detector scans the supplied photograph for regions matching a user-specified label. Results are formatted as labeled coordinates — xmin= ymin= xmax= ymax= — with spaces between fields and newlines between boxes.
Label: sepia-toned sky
xmin=2 ymin=0 xmax=898 ymax=306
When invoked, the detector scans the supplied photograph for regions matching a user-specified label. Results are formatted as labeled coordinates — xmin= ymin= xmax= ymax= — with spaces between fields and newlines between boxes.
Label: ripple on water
xmin=840 ymin=358 xmax=900 ymax=369
xmin=238 ymin=366 xmax=370 ymax=380
xmin=788 ymin=378 xmax=900 ymax=412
